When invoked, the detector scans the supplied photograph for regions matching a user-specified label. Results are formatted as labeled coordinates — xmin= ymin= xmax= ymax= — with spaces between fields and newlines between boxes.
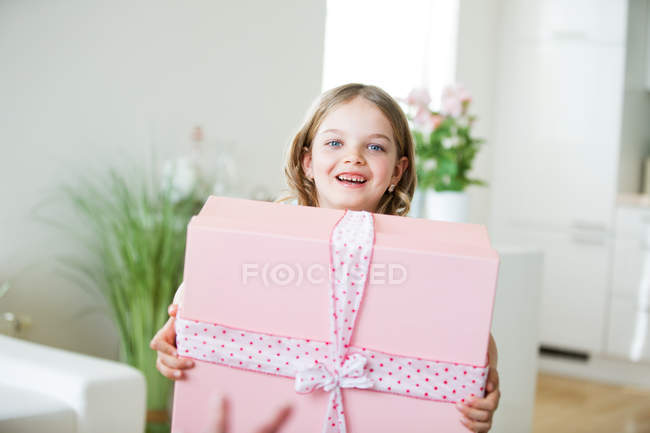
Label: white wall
xmin=455 ymin=0 xmax=502 ymax=225
xmin=0 ymin=0 xmax=326 ymax=359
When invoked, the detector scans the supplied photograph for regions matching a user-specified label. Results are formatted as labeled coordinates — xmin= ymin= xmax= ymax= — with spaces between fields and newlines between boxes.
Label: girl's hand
xmin=149 ymin=304 xmax=195 ymax=380
xmin=455 ymin=366 xmax=500 ymax=432
xmin=203 ymin=394 xmax=292 ymax=433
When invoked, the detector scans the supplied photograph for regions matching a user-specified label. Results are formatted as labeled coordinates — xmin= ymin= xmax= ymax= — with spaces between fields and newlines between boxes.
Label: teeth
xmin=337 ymin=175 xmax=366 ymax=183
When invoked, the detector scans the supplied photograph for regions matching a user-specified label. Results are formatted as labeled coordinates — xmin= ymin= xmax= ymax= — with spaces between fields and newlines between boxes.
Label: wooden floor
xmin=533 ymin=373 xmax=650 ymax=433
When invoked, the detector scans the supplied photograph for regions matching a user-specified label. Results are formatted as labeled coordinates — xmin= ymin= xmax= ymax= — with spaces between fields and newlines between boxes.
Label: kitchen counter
xmin=617 ymin=193 xmax=650 ymax=208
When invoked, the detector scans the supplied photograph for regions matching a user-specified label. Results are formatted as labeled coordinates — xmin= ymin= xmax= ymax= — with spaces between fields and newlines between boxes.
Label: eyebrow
xmin=319 ymin=128 xmax=393 ymax=143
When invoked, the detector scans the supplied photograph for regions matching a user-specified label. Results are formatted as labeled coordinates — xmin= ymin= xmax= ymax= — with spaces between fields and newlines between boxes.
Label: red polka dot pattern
xmin=176 ymin=318 xmax=488 ymax=403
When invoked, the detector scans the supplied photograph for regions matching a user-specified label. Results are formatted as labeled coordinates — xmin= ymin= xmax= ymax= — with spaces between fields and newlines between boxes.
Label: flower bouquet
xmin=402 ymin=84 xmax=486 ymax=192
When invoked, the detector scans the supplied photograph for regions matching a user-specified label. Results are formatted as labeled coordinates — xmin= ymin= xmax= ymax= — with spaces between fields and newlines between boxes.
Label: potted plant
xmin=53 ymin=161 xmax=210 ymax=433
xmin=401 ymin=84 xmax=486 ymax=222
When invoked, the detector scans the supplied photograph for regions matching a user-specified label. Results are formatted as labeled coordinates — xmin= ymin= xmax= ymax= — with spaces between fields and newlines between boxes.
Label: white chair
xmin=0 ymin=335 xmax=146 ymax=433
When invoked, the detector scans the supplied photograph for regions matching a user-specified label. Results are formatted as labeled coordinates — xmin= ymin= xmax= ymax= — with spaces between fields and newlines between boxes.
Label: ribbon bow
xmin=294 ymin=353 xmax=374 ymax=394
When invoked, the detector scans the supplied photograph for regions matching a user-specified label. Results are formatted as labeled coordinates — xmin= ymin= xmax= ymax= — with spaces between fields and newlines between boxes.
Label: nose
xmin=343 ymin=146 xmax=366 ymax=165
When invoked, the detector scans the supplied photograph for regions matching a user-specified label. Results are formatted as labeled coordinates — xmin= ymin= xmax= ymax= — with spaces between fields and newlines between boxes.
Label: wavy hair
xmin=276 ymin=83 xmax=416 ymax=216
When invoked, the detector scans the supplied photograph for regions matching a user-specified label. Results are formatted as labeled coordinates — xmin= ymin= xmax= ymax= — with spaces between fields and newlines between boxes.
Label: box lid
xmin=181 ymin=196 xmax=499 ymax=366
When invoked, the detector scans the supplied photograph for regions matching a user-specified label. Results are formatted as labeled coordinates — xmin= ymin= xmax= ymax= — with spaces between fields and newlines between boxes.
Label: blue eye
xmin=326 ymin=140 xmax=384 ymax=152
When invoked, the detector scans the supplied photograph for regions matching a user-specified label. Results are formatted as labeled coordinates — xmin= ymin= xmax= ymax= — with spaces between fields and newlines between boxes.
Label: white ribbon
xmin=294 ymin=353 xmax=374 ymax=394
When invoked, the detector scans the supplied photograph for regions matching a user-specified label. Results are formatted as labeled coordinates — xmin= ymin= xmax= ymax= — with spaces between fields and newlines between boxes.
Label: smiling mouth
xmin=336 ymin=175 xmax=367 ymax=185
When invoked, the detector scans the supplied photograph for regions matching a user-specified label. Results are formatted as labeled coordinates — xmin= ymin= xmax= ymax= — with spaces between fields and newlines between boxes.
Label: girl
xmin=150 ymin=83 xmax=500 ymax=432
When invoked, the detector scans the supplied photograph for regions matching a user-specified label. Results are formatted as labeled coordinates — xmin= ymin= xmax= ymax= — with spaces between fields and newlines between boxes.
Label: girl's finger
xmin=202 ymin=393 xmax=228 ymax=433
xmin=152 ymin=338 xmax=177 ymax=357
xmin=168 ymin=303 xmax=178 ymax=317
xmin=150 ymin=318 xmax=176 ymax=351
xmin=460 ymin=416 xmax=491 ymax=433
xmin=456 ymin=402 xmax=490 ymax=422
xmin=487 ymin=368 xmax=499 ymax=391
xmin=156 ymin=356 xmax=183 ymax=380
xmin=159 ymin=351 xmax=195 ymax=370
xmin=149 ymin=329 xmax=163 ymax=350
xmin=255 ymin=404 xmax=293 ymax=433
xmin=467 ymin=390 xmax=500 ymax=411
xmin=149 ymin=334 xmax=165 ymax=353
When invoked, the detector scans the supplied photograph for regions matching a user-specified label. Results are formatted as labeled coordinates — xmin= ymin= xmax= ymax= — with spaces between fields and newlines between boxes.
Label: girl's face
xmin=302 ymin=96 xmax=409 ymax=213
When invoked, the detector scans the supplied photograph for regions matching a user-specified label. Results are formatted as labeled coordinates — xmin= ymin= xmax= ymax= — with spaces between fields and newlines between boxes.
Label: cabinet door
xmin=491 ymin=225 xmax=610 ymax=353
xmin=611 ymin=207 xmax=650 ymax=299
xmin=500 ymin=0 xmax=627 ymax=43
xmin=606 ymin=296 xmax=650 ymax=362
xmin=611 ymin=236 xmax=650 ymax=299
xmin=490 ymin=4 xmax=625 ymax=230
xmin=539 ymin=0 xmax=627 ymax=43
xmin=614 ymin=206 xmax=650 ymax=239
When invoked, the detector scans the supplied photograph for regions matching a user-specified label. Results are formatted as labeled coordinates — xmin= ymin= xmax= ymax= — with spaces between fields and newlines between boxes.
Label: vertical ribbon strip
xmin=319 ymin=210 xmax=376 ymax=433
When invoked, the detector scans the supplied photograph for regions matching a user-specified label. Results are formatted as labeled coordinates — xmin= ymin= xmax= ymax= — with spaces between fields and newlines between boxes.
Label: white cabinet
xmin=605 ymin=205 xmax=650 ymax=362
xmin=489 ymin=0 xmax=628 ymax=354
xmin=499 ymin=0 xmax=627 ymax=43
xmin=607 ymin=297 xmax=650 ymax=361
xmin=610 ymin=206 xmax=650 ymax=299
xmin=491 ymin=224 xmax=610 ymax=353
xmin=491 ymin=2 xmax=626 ymax=231
xmin=537 ymin=0 xmax=627 ymax=43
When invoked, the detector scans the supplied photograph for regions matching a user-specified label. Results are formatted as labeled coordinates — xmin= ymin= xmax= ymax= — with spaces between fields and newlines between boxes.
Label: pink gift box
xmin=171 ymin=196 xmax=499 ymax=433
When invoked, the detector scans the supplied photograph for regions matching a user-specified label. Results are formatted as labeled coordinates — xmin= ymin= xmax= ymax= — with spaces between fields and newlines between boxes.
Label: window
xmin=322 ymin=0 xmax=460 ymax=106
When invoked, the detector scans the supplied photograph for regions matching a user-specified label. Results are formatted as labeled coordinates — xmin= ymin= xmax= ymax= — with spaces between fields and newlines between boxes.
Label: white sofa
xmin=0 ymin=335 xmax=146 ymax=433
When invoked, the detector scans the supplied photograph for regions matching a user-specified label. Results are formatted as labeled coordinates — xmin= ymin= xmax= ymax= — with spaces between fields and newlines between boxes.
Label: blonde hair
xmin=276 ymin=83 xmax=416 ymax=216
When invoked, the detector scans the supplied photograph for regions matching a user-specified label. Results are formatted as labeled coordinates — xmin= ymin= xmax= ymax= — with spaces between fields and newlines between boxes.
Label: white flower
xmin=442 ymin=136 xmax=459 ymax=149
xmin=162 ymin=156 xmax=198 ymax=203
xmin=423 ymin=159 xmax=437 ymax=171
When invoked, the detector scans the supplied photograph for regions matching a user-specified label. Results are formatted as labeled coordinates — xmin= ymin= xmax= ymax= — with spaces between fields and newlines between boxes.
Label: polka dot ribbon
xmin=176 ymin=210 xmax=489 ymax=433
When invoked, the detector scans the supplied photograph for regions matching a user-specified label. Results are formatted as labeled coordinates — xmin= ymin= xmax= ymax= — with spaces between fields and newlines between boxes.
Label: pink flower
xmin=441 ymin=84 xmax=471 ymax=117
xmin=405 ymin=88 xmax=431 ymax=109
xmin=413 ymin=107 xmax=442 ymax=135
